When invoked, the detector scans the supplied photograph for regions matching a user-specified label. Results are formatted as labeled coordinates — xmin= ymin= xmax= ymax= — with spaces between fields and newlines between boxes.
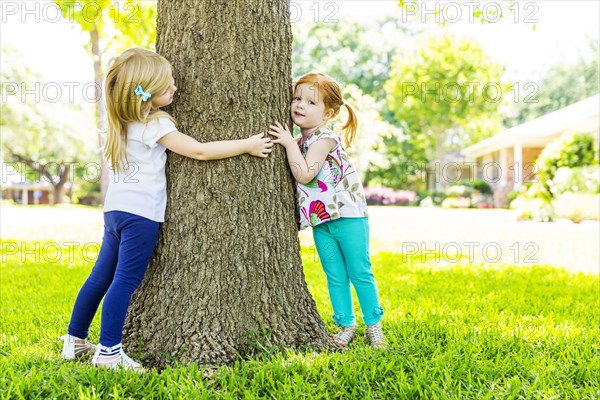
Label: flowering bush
xmin=552 ymin=166 xmax=600 ymax=195
xmin=537 ymin=132 xmax=598 ymax=196
xmin=363 ymin=186 xmax=419 ymax=206
xmin=442 ymin=181 xmax=494 ymax=208
xmin=512 ymin=197 xmax=555 ymax=222
xmin=445 ymin=185 xmax=472 ymax=198
xmin=510 ymin=184 xmax=554 ymax=221
xmin=511 ymin=133 xmax=598 ymax=222
xmin=441 ymin=196 xmax=471 ymax=209
xmin=553 ymin=193 xmax=600 ymax=222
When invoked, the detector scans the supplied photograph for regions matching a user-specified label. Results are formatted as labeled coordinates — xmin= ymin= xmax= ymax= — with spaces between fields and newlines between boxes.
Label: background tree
xmin=122 ymin=0 xmax=335 ymax=367
xmin=53 ymin=0 xmax=157 ymax=200
xmin=1 ymin=47 xmax=96 ymax=204
xmin=503 ymin=38 xmax=599 ymax=127
xmin=397 ymin=0 xmax=518 ymax=25
xmin=385 ymin=33 xmax=508 ymax=187
xmin=292 ymin=17 xmax=421 ymax=99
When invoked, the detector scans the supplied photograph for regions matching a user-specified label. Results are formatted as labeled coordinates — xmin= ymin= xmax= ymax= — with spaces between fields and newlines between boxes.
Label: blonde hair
xmin=104 ymin=48 xmax=175 ymax=171
xmin=293 ymin=72 xmax=358 ymax=148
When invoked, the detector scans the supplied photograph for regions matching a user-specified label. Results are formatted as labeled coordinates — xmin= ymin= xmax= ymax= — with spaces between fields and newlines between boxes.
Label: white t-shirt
xmin=103 ymin=117 xmax=177 ymax=222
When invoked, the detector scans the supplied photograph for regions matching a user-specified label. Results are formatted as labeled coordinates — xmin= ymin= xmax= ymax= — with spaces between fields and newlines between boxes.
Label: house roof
xmin=463 ymin=94 xmax=600 ymax=158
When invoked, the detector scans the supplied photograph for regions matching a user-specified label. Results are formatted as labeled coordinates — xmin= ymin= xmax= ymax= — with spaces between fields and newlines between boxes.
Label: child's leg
xmin=336 ymin=218 xmax=384 ymax=326
xmin=313 ymin=223 xmax=356 ymax=327
xmin=99 ymin=212 xmax=159 ymax=347
xmin=67 ymin=213 xmax=120 ymax=339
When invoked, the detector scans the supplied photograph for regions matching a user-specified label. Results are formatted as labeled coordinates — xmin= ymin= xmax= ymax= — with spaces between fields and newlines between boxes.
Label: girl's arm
xmin=269 ymin=122 xmax=335 ymax=184
xmin=158 ymin=131 xmax=273 ymax=160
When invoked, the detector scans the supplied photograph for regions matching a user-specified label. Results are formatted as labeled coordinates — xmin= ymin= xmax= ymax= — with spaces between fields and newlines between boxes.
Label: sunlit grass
xmin=1 ymin=240 xmax=598 ymax=399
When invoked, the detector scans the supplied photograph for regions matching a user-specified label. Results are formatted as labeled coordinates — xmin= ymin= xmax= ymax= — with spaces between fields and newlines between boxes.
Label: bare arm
xmin=158 ymin=130 xmax=273 ymax=160
xmin=269 ymin=122 xmax=335 ymax=184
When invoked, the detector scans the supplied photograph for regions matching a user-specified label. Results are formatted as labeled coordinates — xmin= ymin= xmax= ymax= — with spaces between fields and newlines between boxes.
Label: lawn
xmin=1 ymin=239 xmax=598 ymax=399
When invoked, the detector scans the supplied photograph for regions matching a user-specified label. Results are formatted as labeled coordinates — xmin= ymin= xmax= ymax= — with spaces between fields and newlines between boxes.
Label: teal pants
xmin=313 ymin=217 xmax=384 ymax=327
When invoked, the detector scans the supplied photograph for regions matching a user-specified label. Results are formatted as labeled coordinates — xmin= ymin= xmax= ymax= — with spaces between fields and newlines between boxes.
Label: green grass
xmin=1 ymin=240 xmax=599 ymax=399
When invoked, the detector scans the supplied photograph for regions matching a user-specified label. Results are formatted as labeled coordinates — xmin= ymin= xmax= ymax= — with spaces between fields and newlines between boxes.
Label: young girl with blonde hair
xmin=269 ymin=72 xmax=386 ymax=348
xmin=61 ymin=48 xmax=273 ymax=371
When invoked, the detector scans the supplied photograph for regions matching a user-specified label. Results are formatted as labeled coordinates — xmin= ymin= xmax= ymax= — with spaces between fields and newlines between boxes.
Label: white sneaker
xmin=92 ymin=343 xmax=145 ymax=373
xmin=61 ymin=334 xmax=96 ymax=360
xmin=332 ymin=325 xmax=357 ymax=347
xmin=365 ymin=321 xmax=387 ymax=349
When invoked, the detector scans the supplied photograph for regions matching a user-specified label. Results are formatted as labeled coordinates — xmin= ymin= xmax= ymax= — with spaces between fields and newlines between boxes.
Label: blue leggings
xmin=313 ymin=217 xmax=384 ymax=327
xmin=68 ymin=211 xmax=159 ymax=346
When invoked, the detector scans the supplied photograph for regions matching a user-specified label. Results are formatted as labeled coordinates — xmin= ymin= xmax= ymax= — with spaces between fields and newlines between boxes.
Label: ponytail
xmin=340 ymin=103 xmax=358 ymax=148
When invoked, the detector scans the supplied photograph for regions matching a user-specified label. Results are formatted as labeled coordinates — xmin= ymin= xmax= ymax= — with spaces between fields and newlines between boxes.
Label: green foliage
xmin=553 ymin=193 xmax=600 ymax=222
xmin=511 ymin=196 xmax=555 ymax=222
xmin=552 ymin=166 xmax=600 ymax=195
xmin=53 ymin=0 xmax=157 ymax=53
xmin=507 ymin=188 xmax=521 ymax=204
xmin=72 ymin=173 xmax=102 ymax=205
xmin=339 ymin=85 xmax=403 ymax=183
xmin=385 ymin=33 xmax=509 ymax=159
xmin=418 ymin=191 xmax=447 ymax=207
xmin=397 ymin=0 xmax=518 ymax=25
xmin=292 ymin=17 xmax=420 ymax=98
xmin=1 ymin=241 xmax=598 ymax=398
xmin=536 ymin=132 xmax=598 ymax=196
xmin=445 ymin=184 xmax=472 ymax=198
xmin=440 ymin=196 xmax=471 ymax=209
xmin=0 ymin=48 xmax=96 ymax=170
xmin=363 ymin=122 xmax=430 ymax=190
xmin=504 ymin=39 xmax=599 ymax=127
xmin=512 ymin=133 xmax=598 ymax=222
xmin=441 ymin=181 xmax=494 ymax=208
xmin=472 ymin=179 xmax=493 ymax=195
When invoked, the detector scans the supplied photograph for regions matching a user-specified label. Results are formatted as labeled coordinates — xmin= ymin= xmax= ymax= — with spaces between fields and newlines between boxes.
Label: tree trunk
xmin=123 ymin=0 xmax=335 ymax=367
xmin=434 ymin=128 xmax=447 ymax=192
xmin=51 ymin=164 xmax=71 ymax=205
xmin=52 ymin=183 xmax=66 ymax=205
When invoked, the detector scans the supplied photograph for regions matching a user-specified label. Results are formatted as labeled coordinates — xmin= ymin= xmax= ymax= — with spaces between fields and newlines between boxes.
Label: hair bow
xmin=134 ymin=85 xmax=152 ymax=102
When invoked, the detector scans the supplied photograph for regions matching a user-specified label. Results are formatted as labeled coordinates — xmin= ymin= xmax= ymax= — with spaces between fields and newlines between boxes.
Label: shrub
xmin=419 ymin=192 xmax=447 ymax=207
xmin=511 ymin=197 xmax=554 ymax=222
xmin=553 ymin=192 xmax=600 ymax=222
xmin=471 ymin=192 xmax=494 ymax=208
xmin=73 ymin=175 xmax=102 ymax=206
xmin=446 ymin=184 xmax=472 ymax=198
xmin=441 ymin=196 xmax=471 ymax=209
xmin=472 ymin=179 xmax=492 ymax=195
xmin=552 ymin=166 xmax=600 ymax=195
xmin=537 ymin=132 xmax=598 ymax=196
xmin=364 ymin=186 xmax=419 ymax=206
xmin=443 ymin=181 xmax=494 ymax=208
xmin=419 ymin=197 xmax=434 ymax=207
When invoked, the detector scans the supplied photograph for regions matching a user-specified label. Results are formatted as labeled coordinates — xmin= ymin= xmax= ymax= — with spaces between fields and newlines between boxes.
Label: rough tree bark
xmin=123 ymin=0 xmax=335 ymax=367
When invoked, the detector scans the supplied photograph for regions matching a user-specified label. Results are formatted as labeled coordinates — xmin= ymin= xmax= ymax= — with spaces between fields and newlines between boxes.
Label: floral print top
xmin=297 ymin=126 xmax=368 ymax=230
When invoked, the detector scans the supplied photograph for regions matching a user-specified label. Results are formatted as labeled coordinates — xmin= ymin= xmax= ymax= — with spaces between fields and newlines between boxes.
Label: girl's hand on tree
xmin=246 ymin=132 xmax=274 ymax=158
xmin=269 ymin=122 xmax=295 ymax=148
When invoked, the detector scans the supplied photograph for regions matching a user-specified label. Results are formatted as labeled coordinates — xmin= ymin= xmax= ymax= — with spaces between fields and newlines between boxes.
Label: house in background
xmin=463 ymin=94 xmax=600 ymax=208
xmin=1 ymin=158 xmax=54 ymax=205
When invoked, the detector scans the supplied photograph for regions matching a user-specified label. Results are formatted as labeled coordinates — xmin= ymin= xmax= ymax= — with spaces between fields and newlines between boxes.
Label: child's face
xmin=151 ymin=76 xmax=177 ymax=109
xmin=291 ymin=83 xmax=332 ymax=132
